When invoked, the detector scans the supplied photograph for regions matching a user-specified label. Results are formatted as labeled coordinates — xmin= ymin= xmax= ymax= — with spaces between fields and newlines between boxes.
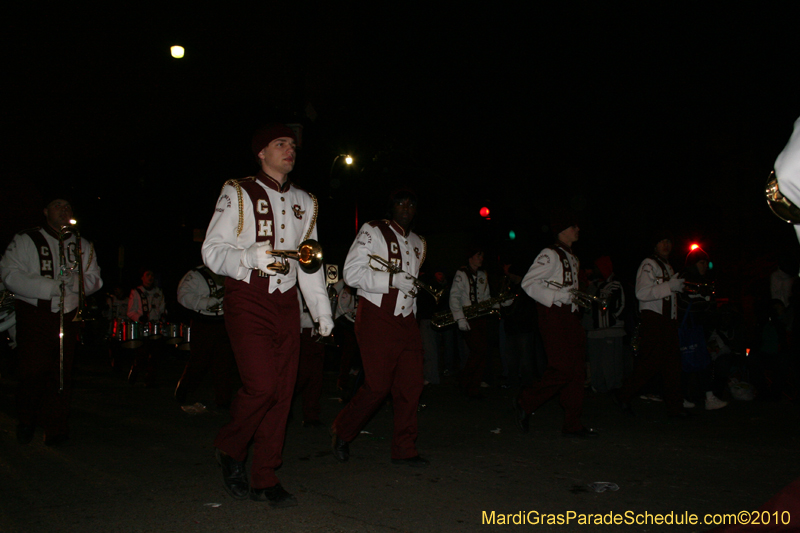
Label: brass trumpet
xmin=266 ymin=239 xmax=324 ymax=275
xmin=367 ymin=254 xmax=444 ymax=304
xmin=683 ymin=281 xmax=715 ymax=296
xmin=542 ymin=280 xmax=608 ymax=311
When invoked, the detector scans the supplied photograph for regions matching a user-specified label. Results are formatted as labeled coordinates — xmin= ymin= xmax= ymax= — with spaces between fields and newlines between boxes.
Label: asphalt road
xmin=1 ymin=347 xmax=799 ymax=533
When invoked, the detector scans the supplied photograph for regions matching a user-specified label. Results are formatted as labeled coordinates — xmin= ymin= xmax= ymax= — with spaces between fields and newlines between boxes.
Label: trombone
xmin=58 ymin=220 xmax=92 ymax=392
xmin=367 ymin=254 xmax=444 ymax=304
xmin=265 ymin=239 xmax=324 ymax=275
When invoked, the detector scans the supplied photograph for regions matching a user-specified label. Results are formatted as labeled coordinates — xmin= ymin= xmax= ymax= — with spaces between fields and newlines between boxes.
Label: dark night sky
xmin=2 ymin=4 xmax=800 ymax=298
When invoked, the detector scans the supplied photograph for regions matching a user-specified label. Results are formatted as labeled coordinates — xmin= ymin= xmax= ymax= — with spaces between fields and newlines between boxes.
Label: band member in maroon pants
xmin=331 ymin=189 xmax=429 ymax=467
xmin=294 ymin=292 xmax=325 ymax=427
xmin=515 ymin=212 xmax=597 ymax=438
xmin=202 ymin=124 xmax=333 ymax=508
xmin=615 ymin=233 xmax=687 ymax=417
xmin=174 ymin=264 xmax=236 ymax=409
xmin=450 ymin=245 xmax=492 ymax=399
xmin=0 ymin=197 xmax=103 ymax=446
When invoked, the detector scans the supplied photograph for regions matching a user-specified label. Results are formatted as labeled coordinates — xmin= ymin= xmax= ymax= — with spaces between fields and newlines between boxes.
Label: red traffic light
xmin=479 ymin=207 xmax=490 ymax=218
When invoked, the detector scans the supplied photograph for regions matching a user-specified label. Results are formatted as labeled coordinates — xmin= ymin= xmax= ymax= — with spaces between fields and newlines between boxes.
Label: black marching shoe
xmin=16 ymin=424 xmax=35 ymax=445
xmin=391 ymin=455 xmax=429 ymax=467
xmin=250 ymin=483 xmax=298 ymax=508
xmin=331 ymin=432 xmax=350 ymax=463
xmin=514 ymin=397 xmax=530 ymax=434
xmin=215 ymin=448 xmax=249 ymax=500
xmin=562 ymin=427 xmax=600 ymax=439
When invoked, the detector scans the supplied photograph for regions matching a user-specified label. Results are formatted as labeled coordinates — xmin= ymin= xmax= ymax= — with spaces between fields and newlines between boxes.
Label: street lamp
xmin=329 ymin=154 xmax=353 ymax=179
xmin=170 ymin=45 xmax=185 ymax=59
xmin=329 ymin=154 xmax=355 ymax=230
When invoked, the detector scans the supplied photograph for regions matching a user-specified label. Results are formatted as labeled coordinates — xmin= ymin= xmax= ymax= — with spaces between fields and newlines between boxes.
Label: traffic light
xmin=480 ymin=207 xmax=490 ymax=219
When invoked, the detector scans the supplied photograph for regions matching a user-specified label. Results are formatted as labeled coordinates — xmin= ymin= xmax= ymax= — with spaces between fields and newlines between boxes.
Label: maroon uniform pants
xmin=214 ymin=277 xmax=300 ymax=489
xmin=178 ymin=319 xmax=236 ymax=407
xmin=295 ymin=328 xmax=325 ymax=422
xmin=459 ymin=316 xmax=489 ymax=397
xmin=15 ymin=301 xmax=77 ymax=439
xmin=519 ymin=303 xmax=586 ymax=433
xmin=333 ymin=299 xmax=424 ymax=459
xmin=336 ymin=318 xmax=359 ymax=389
xmin=617 ymin=310 xmax=682 ymax=415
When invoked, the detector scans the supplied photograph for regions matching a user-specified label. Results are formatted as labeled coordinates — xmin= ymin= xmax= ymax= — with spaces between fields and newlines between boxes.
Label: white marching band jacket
xmin=521 ymin=245 xmax=580 ymax=312
xmin=0 ymin=227 xmax=103 ymax=314
xmin=775 ymin=115 xmax=800 ymax=243
xmin=177 ymin=266 xmax=223 ymax=317
xmin=635 ymin=257 xmax=678 ymax=320
xmin=201 ymin=176 xmax=330 ymax=322
xmin=449 ymin=268 xmax=490 ymax=321
xmin=343 ymin=220 xmax=426 ymax=318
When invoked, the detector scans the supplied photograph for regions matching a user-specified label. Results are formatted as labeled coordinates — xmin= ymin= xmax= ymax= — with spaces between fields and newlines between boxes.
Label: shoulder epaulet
xmin=221 ymin=177 xmax=255 ymax=238
xmin=367 ymin=219 xmax=390 ymax=228
xmin=302 ymin=192 xmax=318 ymax=242
xmin=19 ymin=227 xmax=42 ymax=236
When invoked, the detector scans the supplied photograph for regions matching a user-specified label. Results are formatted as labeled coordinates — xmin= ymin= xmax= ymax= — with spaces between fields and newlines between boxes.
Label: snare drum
xmin=120 ymin=320 xmax=144 ymax=349
xmin=146 ymin=321 xmax=164 ymax=341
xmin=110 ymin=318 xmax=125 ymax=342
xmin=178 ymin=324 xmax=191 ymax=351
xmin=163 ymin=323 xmax=182 ymax=345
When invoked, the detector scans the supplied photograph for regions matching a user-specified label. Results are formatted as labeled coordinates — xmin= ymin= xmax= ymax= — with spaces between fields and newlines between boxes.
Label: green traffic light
xmin=508 ymin=230 xmax=516 ymax=240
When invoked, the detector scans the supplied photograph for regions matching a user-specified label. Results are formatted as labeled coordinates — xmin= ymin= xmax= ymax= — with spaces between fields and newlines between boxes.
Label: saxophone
xmin=430 ymin=292 xmax=515 ymax=330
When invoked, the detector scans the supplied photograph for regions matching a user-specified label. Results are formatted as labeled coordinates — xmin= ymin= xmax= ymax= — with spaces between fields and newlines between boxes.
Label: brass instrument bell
xmin=266 ymin=239 xmax=324 ymax=275
xmin=765 ymin=171 xmax=800 ymax=224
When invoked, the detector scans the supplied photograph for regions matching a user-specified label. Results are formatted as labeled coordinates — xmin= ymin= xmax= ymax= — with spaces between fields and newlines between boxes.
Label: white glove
xmin=52 ymin=271 xmax=77 ymax=296
xmin=457 ymin=318 xmax=471 ymax=331
xmin=555 ymin=288 xmax=573 ymax=305
xmin=49 ymin=279 xmax=63 ymax=298
xmin=392 ymin=273 xmax=416 ymax=296
xmin=501 ymin=296 xmax=515 ymax=307
xmin=205 ymin=297 xmax=222 ymax=311
xmin=241 ymin=242 xmax=277 ymax=274
xmin=668 ymin=278 xmax=685 ymax=293
xmin=318 ymin=314 xmax=334 ymax=337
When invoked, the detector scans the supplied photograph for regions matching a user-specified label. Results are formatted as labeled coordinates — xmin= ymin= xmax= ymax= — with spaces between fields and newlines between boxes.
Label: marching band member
xmin=202 ymin=123 xmax=333 ymax=508
xmin=449 ymin=245 xmax=492 ymax=398
xmin=126 ymin=268 xmax=166 ymax=387
xmin=0 ymin=197 xmax=102 ymax=446
xmin=331 ymin=189 xmax=429 ymax=467
xmin=615 ymin=232 xmax=688 ymax=418
xmin=294 ymin=292 xmax=325 ymax=427
xmin=515 ymin=212 xmax=597 ymax=438
xmin=775 ymin=115 xmax=800 ymax=243
xmin=333 ymin=279 xmax=360 ymax=391
xmin=174 ymin=265 xmax=236 ymax=409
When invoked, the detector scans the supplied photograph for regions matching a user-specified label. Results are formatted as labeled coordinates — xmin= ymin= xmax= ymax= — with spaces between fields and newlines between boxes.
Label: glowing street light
xmin=170 ymin=46 xmax=185 ymax=59
xmin=345 ymin=155 xmax=353 ymax=165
